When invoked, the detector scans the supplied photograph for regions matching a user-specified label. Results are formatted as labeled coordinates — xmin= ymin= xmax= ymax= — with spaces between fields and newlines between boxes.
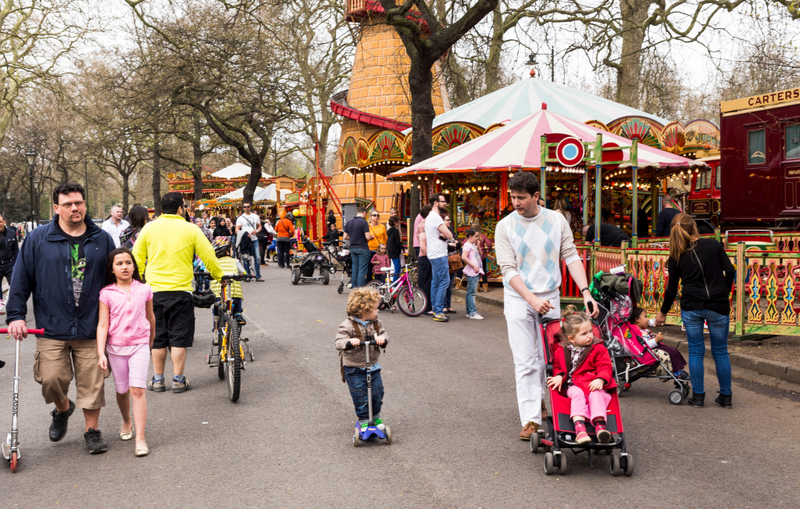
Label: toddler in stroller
xmin=629 ymin=307 xmax=688 ymax=381
xmin=547 ymin=306 xmax=616 ymax=444
xmin=535 ymin=306 xmax=633 ymax=476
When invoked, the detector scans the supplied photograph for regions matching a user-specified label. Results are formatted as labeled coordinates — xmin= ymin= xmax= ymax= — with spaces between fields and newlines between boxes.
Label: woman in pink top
xmin=97 ymin=248 xmax=155 ymax=457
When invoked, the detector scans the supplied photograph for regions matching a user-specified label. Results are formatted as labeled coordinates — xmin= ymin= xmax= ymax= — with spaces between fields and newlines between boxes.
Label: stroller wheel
xmin=681 ymin=384 xmax=690 ymax=400
xmin=557 ymin=453 xmax=568 ymax=475
xmin=609 ymin=451 xmax=622 ymax=476
xmin=530 ymin=433 xmax=540 ymax=454
xmin=623 ymin=453 xmax=634 ymax=476
xmin=543 ymin=452 xmax=556 ymax=475
xmin=337 ymin=284 xmax=343 ymax=294
xmin=669 ymin=390 xmax=684 ymax=405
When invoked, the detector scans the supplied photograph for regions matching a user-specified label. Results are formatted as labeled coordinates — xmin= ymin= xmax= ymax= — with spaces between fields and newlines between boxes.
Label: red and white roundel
xmin=555 ymin=137 xmax=586 ymax=167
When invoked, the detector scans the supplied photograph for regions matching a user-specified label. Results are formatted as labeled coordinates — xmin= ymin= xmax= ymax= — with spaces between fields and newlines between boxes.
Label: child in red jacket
xmin=547 ymin=307 xmax=617 ymax=444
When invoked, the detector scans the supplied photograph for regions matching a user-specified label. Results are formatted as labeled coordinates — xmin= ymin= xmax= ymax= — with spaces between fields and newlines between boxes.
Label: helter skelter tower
xmin=329 ymin=0 xmax=449 ymax=213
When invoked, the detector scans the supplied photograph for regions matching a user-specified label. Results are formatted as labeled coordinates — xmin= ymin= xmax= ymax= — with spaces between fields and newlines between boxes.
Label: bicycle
xmin=366 ymin=264 xmax=427 ymax=317
xmin=198 ymin=273 xmax=254 ymax=402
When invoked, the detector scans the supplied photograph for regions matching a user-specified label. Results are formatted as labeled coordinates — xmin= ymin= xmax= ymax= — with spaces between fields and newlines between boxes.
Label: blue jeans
xmin=250 ymin=242 xmax=261 ymax=279
xmin=430 ymin=256 xmax=449 ymax=315
xmin=350 ymin=248 xmax=370 ymax=288
xmin=344 ymin=367 xmax=384 ymax=421
xmin=465 ymin=275 xmax=479 ymax=316
xmin=681 ymin=308 xmax=732 ymax=396
xmin=391 ymin=258 xmax=401 ymax=282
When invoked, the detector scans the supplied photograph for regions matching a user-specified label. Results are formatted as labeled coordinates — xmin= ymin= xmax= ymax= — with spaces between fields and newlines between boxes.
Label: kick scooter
xmin=344 ymin=335 xmax=392 ymax=447
xmin=1 ymin=327 xmax=44 ymax=473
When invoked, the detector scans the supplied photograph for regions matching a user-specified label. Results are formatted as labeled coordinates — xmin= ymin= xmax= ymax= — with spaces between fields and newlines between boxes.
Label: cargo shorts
xmin=34 ymin=338 xmax=107 ymax=409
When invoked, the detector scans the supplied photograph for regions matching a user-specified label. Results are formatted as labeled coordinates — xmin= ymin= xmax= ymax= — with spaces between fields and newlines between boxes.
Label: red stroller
xmin=531 ymin=317 xmax=634 ymax=476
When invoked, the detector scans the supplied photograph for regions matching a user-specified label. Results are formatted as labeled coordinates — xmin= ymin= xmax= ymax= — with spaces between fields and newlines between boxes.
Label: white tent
xmin=217 ymin=184 xmax=277 ymax=203
xmin=212 ymin=163 xmax=259 ymax=179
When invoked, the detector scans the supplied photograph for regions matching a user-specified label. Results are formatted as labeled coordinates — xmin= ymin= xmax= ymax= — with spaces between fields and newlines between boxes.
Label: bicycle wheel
xmin=225 ymin=318 xmax=242 ymax=402
xmin=366 ymin=280 xmax=383 ymax=292
xmin=397 ymin=286 xmax=427 ymax=317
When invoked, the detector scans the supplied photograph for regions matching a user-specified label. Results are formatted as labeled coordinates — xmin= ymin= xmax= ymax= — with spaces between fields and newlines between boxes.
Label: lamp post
xmin=25 ymin=148 xmax=37 ymax=227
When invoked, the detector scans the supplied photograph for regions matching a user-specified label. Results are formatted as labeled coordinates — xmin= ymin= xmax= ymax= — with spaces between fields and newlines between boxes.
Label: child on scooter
xmin=97 ymin=247 xmax=156 ymax=457
xmin=629 ymin=307 xmax=688 ymax=380
xmin=335 ymin=287 xmax=388 ymax=431
xmin=547 ymin=306 xmax=617 ymax=444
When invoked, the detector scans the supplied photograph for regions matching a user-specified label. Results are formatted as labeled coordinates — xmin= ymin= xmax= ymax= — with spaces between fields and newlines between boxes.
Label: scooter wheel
xmin=291 ymin=269 xmax=300 ymax=285
xmin=10 ymin=452 xmax=18 ymax=473
xmin=353 ymin=431 xmax=360 ymax=448
xmin=384 ymin=425 xmax=392 ymax=445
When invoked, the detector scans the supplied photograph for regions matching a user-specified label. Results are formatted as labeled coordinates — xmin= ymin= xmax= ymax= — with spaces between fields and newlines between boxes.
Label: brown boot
xmin=481 ymin=283 xmax=489 ymax=292
xmin=519 ymin=421 xmax=538 ymax=441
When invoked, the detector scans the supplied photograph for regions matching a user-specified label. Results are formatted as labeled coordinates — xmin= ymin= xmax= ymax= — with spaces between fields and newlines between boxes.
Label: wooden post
xmin=631 ymin=139 xmax=639 ymax=248
xmin=621 ymin=240 xmax=628 ymax=270
xmin=372 ymin=170 xmax=378 ymax=206
xmin=407 ymin=217 xmax=415 ymax=262
xmin=735 ymin=241 xmax=746 ymax=337
xmin=594 ymin=134 xmax=603 ymax=244
xmin=540 ymin=135 xmax=547 ymax=206
xmin=582 ymin=169 xmax=589 ymax=226
xmin=650 ymin=170 xmax=658 ymax=232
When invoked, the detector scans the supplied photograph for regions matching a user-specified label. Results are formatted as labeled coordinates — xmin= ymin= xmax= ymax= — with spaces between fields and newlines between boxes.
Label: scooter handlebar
xmin=1 ymin=328 xmax=45 ymax=335
xmin=344 ymin=338 xmax=389 ymax=350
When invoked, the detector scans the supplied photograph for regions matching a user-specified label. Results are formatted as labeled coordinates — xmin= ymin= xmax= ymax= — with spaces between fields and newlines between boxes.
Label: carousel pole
xmin=631 ymin=139 xmax=639 ymax=248
xmin=651 ymin=169 xmax=659 ymax=233
xmin=582 ymin=168 xmax=589 ymax=226
xmin=594 ymin=133 xmax=603 ymax=245
xmin=540 ymin=135 xmax=547 ymax=207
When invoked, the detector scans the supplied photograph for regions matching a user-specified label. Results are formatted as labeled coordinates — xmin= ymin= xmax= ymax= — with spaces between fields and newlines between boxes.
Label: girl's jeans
xmin=681 ymin=308 xmax=732 ymax=395
xmin=344 ymin=366 xmax=384 ymax=421
xmin=466 ymin=275 xmax=479 ymax=316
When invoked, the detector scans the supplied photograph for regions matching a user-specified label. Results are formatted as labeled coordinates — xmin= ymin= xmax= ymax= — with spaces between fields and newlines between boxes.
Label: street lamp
xmin=25 ymin=148 xmax=36 ymax=226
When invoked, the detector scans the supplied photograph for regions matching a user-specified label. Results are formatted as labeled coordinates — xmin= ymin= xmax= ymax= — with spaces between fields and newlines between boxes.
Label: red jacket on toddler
xmin=552 ymin=336 xmax=617 ymax=397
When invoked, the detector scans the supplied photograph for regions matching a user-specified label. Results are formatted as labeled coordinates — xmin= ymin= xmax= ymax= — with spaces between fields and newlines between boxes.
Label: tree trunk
xmin=122 ymin=174 xmax=130 ymax=214
xmin=192 ymin=140 xmax=204 ymax=203
xmin=484 ymin=5 xmax=504 ymax=94
xmin=153 ymin=143 xmax=162 ymax=215
xmin=616 ymin=0 xmax=651 ymax=108
xmin=408 ymin=59 xmax=436 ymax=164
xmin=243 ymin=158 xmax=262 ymax=205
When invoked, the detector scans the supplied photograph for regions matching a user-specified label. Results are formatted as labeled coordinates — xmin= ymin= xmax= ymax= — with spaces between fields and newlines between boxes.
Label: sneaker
xmin=676 ymin=371 xmax=690 ymax=381
xmin=234 ymin=313 xmax=247 ymax=326
xmin=359 ymin=421 xmax=369 ymax=431
xmin=172 ymin=377 xmax=191 ymax=393
xmin=148 ymin=377 xmax=166 ymax=392
xmin=469 ymin=313 xmax=485 ymax=320
xmin=574 ymin=421 xmax=591 ymax=444
xmin=0 ymin=301 xmax=5 ymax=314
xmin=594 ymin=421 xmax=611 ymax=443
xmin=49 ymin=399 xmax=75 ymax=442
xmin=374 ymin=418 xmax=385 ymax=430
xmin=84 ymin=428 xmax=108 ymax=454
xmin=433 ymin=313 xmax=449 ymax=322
xmin=519 ymin=421 xmax=538 ymax=441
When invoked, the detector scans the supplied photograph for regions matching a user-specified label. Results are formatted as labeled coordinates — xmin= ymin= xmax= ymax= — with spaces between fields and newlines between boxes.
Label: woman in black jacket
xmin=655 ymin=213 xmax=735 ymax=408
xmin=386 ymin=216 xmax=404 ymax=281
xmin=212 ymin=216 xmax=232 ymax=238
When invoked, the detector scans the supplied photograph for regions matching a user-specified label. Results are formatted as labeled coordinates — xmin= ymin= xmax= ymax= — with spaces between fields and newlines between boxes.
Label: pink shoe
xmin=574 ymin=420 xmax=591 ymax=444
xmin=594 ymin=421 xmax=611 ymax=443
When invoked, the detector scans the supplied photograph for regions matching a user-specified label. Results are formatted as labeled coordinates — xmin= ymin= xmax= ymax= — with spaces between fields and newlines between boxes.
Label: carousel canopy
xmin=425 ymin=77 xmax=671 ymax=131
xmin=389 ymin=107 xmax=703 ymax=177
xmin=212 ymin=162 xmax=259 ymax=179
xmin=217 ymin=184 xmax=276 ymax=203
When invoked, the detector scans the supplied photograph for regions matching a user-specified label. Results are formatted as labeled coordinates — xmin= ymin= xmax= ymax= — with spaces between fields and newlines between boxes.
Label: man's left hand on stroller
xmin=583 ymin=294 xmax=599 ymax=318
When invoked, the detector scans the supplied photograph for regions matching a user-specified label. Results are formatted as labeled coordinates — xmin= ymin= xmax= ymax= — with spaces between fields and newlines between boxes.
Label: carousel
xmin=386 ymin=105 xmax=706 ymax=280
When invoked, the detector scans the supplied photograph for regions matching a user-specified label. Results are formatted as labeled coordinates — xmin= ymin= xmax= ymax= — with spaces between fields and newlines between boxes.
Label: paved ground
xmin=1 ymin=265 xmax=800 ymax=508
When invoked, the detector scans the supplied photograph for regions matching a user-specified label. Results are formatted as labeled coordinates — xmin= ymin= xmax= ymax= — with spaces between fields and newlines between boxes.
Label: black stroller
xmin=325 ymin=241 xmax=352 ymax=294
xmin=290 ymin=237 xmax=335 ymax=285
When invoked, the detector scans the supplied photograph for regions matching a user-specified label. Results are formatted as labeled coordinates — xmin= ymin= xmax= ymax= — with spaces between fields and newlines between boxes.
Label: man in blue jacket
xmin=6 ymin=183 xmax=115 ymax=454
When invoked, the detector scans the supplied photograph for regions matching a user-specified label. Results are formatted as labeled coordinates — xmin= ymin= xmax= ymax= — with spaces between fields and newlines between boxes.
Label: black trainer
xmin=714 ymin=392 xmax=733 ymax=408
xmin=84 ymin=428 xmax=108 ymax=454
xmin=49 ymin=399 xmax=75 ymax=442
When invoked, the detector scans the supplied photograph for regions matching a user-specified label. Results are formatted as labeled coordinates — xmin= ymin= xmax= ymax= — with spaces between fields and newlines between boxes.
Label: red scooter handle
xmin=0 ymin=328 xmax=45 ymax=335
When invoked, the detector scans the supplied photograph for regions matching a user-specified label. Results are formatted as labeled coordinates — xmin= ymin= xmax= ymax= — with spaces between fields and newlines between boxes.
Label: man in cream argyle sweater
xmin=495 ymin=171 xmax=598 ymax=441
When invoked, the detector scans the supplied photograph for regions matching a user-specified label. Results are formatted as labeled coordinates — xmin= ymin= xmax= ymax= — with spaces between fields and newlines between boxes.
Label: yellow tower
xmin=330 ymin=0 xmax=448 ymax=216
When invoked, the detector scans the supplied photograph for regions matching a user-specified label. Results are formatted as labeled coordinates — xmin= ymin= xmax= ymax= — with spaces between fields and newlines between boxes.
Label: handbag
xmin=448 ymin=251 xmax=464 ymax=272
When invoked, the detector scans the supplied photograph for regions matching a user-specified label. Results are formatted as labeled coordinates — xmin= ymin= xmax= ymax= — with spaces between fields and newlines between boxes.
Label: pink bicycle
xmin=366 ymin=265 xmax=428 ymax=317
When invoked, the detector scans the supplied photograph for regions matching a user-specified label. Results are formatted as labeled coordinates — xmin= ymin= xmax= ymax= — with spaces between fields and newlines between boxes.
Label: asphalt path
xmin=1 ymin=264 xmax=799 ymax=508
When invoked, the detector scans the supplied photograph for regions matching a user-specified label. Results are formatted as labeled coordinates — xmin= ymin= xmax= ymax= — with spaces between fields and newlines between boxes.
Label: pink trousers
xmin=566 ymin=385 xmax=611 ymax=422
xmin=107 ymin=345 xmax=150 ymax=394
